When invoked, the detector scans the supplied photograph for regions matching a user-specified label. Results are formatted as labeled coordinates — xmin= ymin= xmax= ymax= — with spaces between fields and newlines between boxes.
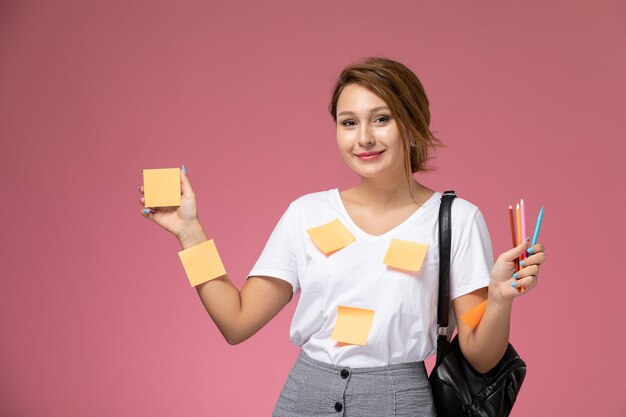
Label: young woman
xmin=138 ymin=57 xmax=546 ymax=416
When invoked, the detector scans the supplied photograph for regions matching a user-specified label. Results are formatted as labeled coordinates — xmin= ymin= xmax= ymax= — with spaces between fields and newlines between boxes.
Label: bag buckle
xmin=437 ymin=326 xmax=448 ymax=337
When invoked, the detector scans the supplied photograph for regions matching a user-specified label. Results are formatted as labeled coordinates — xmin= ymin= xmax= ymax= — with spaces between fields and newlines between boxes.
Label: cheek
xmin=387 ymin=132 xmax=405 ymax=153
xmin=336 ymin=136 xmax=356 ymax=165
xmin=336 ymin=131 xmax=352 ymax=151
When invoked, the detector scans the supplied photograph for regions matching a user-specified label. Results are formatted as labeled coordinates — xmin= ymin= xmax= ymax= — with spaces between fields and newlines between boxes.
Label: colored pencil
xmin=520 ymin=199 xmax=527 ymax=260
xmin=532 ymin=206 xmax=544 ymax=246
xmin=516 ymin=203 xmax=522 ymax=261
xmin=508 ymin=203 xmax=519 ymax=271
xmin=515 ymin=203 xmax=527 ymax=292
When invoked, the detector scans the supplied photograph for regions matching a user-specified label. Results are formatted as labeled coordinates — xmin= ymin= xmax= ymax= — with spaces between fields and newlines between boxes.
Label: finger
xmin=526 ymin=243 xmax=545 ymax=256
xmin=140 ymin=208 xmax=155 ymax=218
xmin=520 ymin=252 xmax=546 ymax=268
xmin=137 ymin=185 xmax=144 ymax=194
xmin=513 ymin=265 xmax=539 ymax=279
xmin=138 ymin=197 xmax=145 ymax=205
xmin=512 ymin=275 xmax=538 ymax=292
xmin=180 ymin=165 xmax=195 ymax=196
xmin=501 ymin=237 xmax=531 ymax=262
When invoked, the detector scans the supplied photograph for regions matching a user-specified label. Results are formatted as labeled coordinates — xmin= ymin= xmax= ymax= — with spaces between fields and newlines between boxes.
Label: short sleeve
xmin=449 ymin=206 xmax=494 ymax=300
xmin=247 ymin=204 xmax=300 ymax=295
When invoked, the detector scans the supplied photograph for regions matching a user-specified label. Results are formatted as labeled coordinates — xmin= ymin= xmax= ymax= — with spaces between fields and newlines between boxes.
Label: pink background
xmin=1 ymin=1 xmax=625 ymax=415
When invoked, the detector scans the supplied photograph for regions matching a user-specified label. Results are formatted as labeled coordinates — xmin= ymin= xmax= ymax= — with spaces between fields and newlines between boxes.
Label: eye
xmin=374 ymin=115 xmax=391 ymax=124
xmin=341 ymin=119 xmax=357 ymax=127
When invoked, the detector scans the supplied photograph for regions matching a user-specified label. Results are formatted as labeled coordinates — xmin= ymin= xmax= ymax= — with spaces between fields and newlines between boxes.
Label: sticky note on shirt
xmin=383 ymin=239 xmax=428 ymax=272
xmin=331 ymin=306 xmax=375 ymax=346
xmin=178 ymin=239 xmax=227 ymax=286
xmin=306 ymin=218 xmax=355 ymax=255
xmin=460 ymin=300 xmax=487 ymax=329
xmin=143 ymin=168 xmax=181 ymax=207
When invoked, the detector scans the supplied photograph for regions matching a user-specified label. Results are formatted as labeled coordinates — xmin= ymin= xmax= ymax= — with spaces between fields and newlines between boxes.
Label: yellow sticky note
xmin=383 ymin=239 xmax=428 ymax=272
xmin=331 ymin=306 xmax=375 ymax=346
xmin=460 ymin=300 xmax=487 ymax=329
xmin=143 ymin=168 xmax=181 ymax=207
xmin=178 ymin=240 xmax=227 ymax=286
xmin=306 ymin=218 xmax=355 ymax=255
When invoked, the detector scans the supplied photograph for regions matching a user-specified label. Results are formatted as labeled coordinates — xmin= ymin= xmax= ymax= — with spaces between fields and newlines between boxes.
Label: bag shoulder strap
xmin=436 ymin=191 xmax=457 ymax=354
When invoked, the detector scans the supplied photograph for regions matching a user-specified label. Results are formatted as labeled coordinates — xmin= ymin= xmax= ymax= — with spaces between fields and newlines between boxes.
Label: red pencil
xmin=508 ymin=203 xmax=519 ymax=271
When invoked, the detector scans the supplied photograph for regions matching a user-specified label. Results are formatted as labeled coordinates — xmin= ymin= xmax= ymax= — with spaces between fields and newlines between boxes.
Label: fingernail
xmin=513 ymin=272 xmax=519 ymax=279
xmin=511 ymin=281 xmax=518 ymax=287
xmin=182 ymin=163 xmax=186 ymax=174
xmin=525 ymin=237 xmax=531 ymax=241
xmin=142 ymin=209 xmax=151 ymax=214
xmin=527 ymin=247 xmax=535 ymax=254
xmin=520 ymin=260 xmax=525 ymax=267
xmin=137 ymin=186 xmax=142 ymax=192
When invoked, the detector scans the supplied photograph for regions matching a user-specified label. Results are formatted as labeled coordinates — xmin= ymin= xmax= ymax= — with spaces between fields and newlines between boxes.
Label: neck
xmin=354 ymin=173 xmax=422 ymax=208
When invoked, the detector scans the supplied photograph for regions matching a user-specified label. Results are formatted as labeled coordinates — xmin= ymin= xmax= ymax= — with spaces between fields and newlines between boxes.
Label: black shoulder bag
xmin=429 ymin=191 xmax=527 ymax=417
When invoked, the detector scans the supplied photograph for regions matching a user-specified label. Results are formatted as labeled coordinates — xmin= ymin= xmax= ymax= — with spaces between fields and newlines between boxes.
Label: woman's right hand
xmin=138 ymin=167 xmax=205 ymax=244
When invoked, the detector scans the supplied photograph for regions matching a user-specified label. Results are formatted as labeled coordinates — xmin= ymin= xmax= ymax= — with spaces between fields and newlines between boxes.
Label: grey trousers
xmin=273 ymin=350 xmax=437 ymax=417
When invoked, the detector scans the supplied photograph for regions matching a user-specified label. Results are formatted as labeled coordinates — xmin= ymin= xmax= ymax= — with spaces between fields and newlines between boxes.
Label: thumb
xmin=180 ymin=164 xmax=194 ymax=195
xmin=502 ymin=237 xmax=531 ymax=262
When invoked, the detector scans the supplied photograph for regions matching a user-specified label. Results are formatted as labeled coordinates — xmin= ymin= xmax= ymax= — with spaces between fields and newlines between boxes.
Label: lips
xmin=356 ymin=150 xmax=385 ymax=160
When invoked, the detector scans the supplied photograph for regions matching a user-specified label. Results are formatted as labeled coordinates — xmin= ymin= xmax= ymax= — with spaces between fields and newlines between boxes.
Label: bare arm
xmin=139 ymin=168 xmax=293 ymax=345
xmin=178 ymin=225 xmax=293 ymax=345
xmin=452 ymin=239 xmax=546 ymax=373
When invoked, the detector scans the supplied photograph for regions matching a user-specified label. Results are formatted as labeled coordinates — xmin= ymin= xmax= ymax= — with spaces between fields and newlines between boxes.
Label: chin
xmin=352 ymin=168 xmax=390 ymax=179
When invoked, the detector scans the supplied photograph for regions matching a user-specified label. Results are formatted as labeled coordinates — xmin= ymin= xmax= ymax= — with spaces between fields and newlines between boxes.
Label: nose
xmin=357 ymin=125 xmax=375 ymax=147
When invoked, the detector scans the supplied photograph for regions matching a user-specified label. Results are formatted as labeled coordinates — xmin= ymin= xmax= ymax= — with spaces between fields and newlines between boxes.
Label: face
xmin=335 ymin=83 xmax=406 ymax=180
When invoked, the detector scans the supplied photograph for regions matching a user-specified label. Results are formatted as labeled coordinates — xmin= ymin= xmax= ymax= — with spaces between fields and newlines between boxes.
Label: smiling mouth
xmin=356 ymin=150 xmax=385 ymax=159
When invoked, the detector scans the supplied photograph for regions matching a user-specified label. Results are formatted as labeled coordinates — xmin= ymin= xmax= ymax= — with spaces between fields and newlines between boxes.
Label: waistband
xmin=296 ymin=350 xmax=426 ymax=375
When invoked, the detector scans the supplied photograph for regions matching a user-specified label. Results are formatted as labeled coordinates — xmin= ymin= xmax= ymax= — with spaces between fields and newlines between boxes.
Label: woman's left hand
xmin=489 ymin=239 xmax=547 ymax=304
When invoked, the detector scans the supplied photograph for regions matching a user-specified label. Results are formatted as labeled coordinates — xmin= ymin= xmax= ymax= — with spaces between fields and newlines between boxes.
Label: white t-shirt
xmin=248 ymin=189 xmax=493 ymax=367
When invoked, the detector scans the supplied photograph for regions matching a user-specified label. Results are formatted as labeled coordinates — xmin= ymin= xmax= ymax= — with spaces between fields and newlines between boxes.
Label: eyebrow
xmin=337 ymin=106 xmax=389 ymax=117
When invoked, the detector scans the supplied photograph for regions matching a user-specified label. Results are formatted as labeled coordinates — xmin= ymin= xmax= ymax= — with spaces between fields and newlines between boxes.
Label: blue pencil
xmin=531 ymin=206 xmax=544 ymax=246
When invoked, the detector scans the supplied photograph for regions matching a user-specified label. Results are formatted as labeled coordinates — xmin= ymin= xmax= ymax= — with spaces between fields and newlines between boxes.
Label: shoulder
xmin=287 ymin=189 xmax=338 ymax=213
xmin=443 ymin=194 xmax=488 ymax=233
xmin=273 ymin=189 xmax=339 ymax=229
xmin=435 ymin=192 xmax=482 ymax=220
xmin=447 ymin=195 xmax=491 ymax=239
xmin=450 ymin=196 xmax=481 ymax=219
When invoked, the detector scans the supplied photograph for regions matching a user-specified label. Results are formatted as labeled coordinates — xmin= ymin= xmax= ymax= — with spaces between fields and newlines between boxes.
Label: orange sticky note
xmin=460 ymin=300 xmax=487 ymax=329
xmin=383 ymin=239 xmax=428 ymax=272
xmin=306 ymin=218 xmax=355 ymax=255
xmin=178 ymin=240 xmax=227 ymax=286
xmin=331 ymin=306 xmax=375 ymax=346
xmin=143 ymin=168 xmax=181 ymax=207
